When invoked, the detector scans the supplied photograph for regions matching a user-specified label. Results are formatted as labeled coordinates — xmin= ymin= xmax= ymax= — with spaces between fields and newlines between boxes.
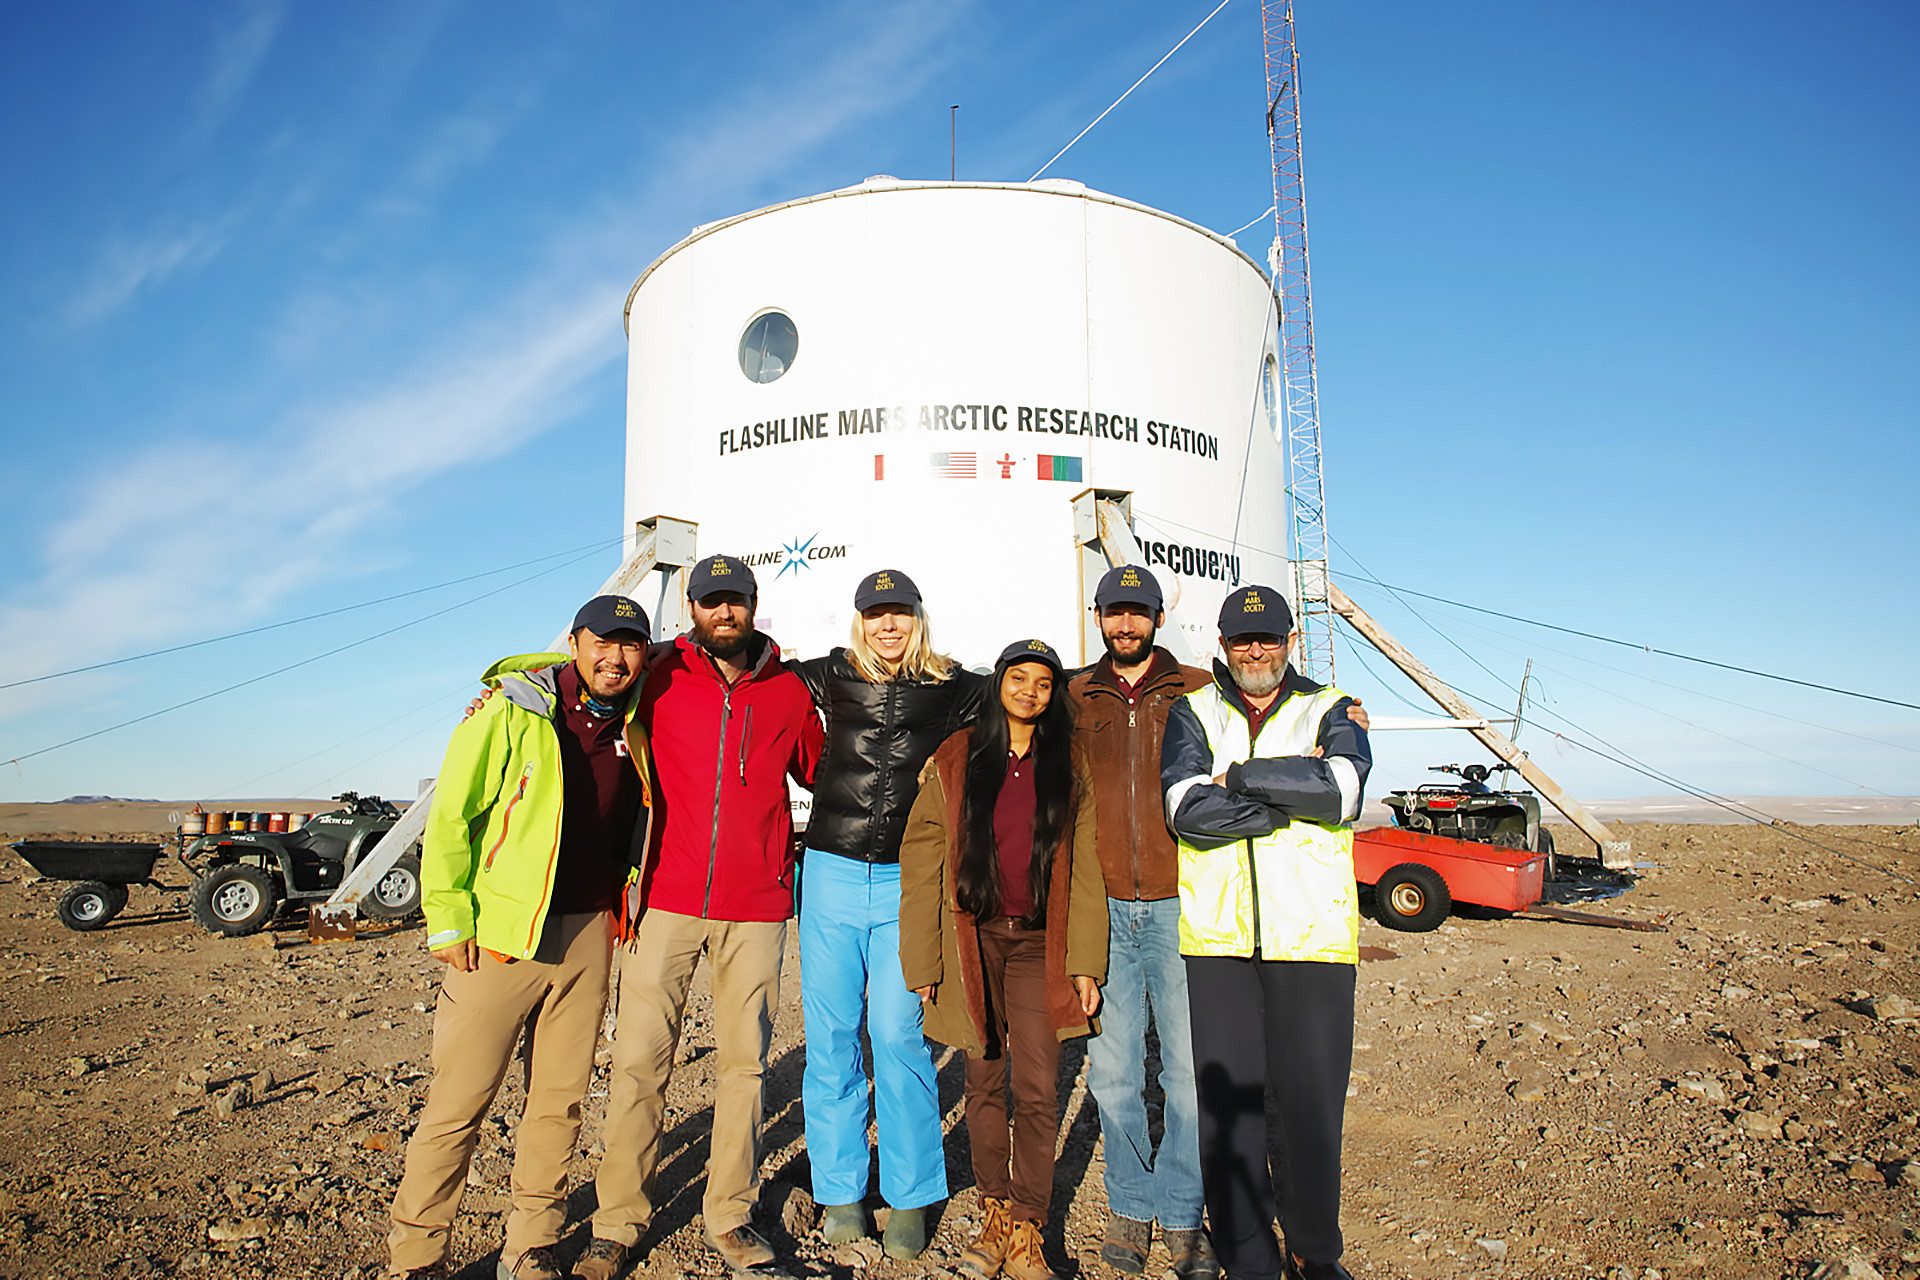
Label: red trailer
xmin=1352 ymin=826 xmax=1545 ymax=932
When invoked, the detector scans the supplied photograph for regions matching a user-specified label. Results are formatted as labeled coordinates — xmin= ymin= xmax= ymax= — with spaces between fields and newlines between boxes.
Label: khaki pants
xmin=591 ymin=909 xmax=786 ymax=1244
xmin=387 ymin=912 xmax=612 ymax=1271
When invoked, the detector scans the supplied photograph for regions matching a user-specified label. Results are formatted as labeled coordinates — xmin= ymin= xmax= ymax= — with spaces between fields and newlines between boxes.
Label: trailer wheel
xmin=1375 ymin=863 xmax=1451 ymax=932
xmin=57 ymin=881 xmax=124 ymax=931
xmin=361 ymin=853 xmax=423 ymax=921
xmin=1535 ymin=828 xmax=1558 ymax=881
xmin=190 ymin=864 xmax=278 ymax=936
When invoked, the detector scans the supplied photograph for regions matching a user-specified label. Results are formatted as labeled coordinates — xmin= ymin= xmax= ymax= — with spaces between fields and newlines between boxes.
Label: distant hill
xmin=52 ymin=795 xmax=162 ymax=805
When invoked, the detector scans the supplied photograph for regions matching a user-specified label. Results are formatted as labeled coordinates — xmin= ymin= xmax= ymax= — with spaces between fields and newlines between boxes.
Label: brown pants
xmin=963 ymin=919 xmax=1062 ymax=1223
xmin=387 ymin=912 xmax=612 ymax=1271
xmin=590 ymin=909 xmax=787 ymax=1244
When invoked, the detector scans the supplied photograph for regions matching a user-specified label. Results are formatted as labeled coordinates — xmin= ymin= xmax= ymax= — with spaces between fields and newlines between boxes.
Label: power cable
xmin=210 ymin=679 xmax=480 ymax=800
xmin=1350 ymin=582 xmax=1899 ymax=797
xmin=1432 ymin=669 xmax=1918 ymax=885
xmin=1029 ymin=0 xmax=1234 ymax=181
xmin=1346 ymin=575 xmax=1919 ymax=713
xmin=1131 ymin=505 xmax=1908 ymax=802
xmin=0 ymin=534 xmax=626 ymax=693
xmin=304 ymin=714 xmax=457 ymax=798
xmin=1527 ymin=723 xmax=1917 ymax=887
xmin=1 ymin=544 xmax=608 ymax=768
xmin=1382 ymin=580 xmax=1920 ymax=758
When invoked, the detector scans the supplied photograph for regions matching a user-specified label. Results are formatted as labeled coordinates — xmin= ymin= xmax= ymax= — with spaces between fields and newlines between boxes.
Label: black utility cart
xmin=9 ymin=840 xmax=166 ymax=930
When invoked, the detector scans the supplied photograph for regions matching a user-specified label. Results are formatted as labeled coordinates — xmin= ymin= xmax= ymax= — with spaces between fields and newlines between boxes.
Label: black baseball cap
xmin=572 ymin=595 xmax=651 ymax=641
xmin=1217 ymin=585 xmax=1294 ymax=639
xmin=1094 ymin=563 xmax=1164 ymax=611
xmin=996 ymin=638 xmax=1064 ymax=676
xmin=688 ymin=553 xmax=756 ymax=601
xmin=853 ymin=568 xmax=921 ymax=612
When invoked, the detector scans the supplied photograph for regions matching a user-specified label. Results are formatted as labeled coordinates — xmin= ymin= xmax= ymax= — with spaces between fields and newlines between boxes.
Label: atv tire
xmin=191 ymin=864 xmax=279 ymax=936
xmin=1535 ymin=828 xmax=1558 ymax=881
xmin=57 ymin=881 xmax=126 ymax=931
xmin=361 ymin=853 xmax=423 ymax=921
xmin=1375 ymin=862 xmax=1451 ymax=932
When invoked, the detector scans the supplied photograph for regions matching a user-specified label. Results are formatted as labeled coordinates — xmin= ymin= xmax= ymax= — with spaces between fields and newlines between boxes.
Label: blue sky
xmin=1 ymin=0 xmax=1914 ymax=807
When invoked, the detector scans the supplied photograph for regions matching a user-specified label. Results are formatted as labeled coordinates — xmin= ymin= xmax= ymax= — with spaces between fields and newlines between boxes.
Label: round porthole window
xmin=739 ymin=311 xmax=798 ymax=383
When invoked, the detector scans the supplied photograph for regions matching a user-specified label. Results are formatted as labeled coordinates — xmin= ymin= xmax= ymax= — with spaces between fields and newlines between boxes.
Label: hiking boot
xmin=1283 ymin=1254 xmax=1356 ymax=1280
xmin=498 ymin=1245 xmax=564 ymax=1280
xmin=571 ymin=1238 xmax=627 ymax=1280
xmin=1163 ymin=1228 xmax=1221 ymax=1280
xmin=821 ymin=1202 xmax=867 ymax=1244
xmin=1100 ymin=1215 xmax=1152 ymax=1274
xmin=958 ymin=1196 xmax=1012 ymax=1279
xmin=1002 ymin=1219 xmax=1058 ymax=1280
xmin=383 ymin=1264 xmax=450 ymax=1280
xmin=882 ymin=1204 xmax=930 ymax=1260
xmin=705 ymin=1223 xmax=776 ymax=1271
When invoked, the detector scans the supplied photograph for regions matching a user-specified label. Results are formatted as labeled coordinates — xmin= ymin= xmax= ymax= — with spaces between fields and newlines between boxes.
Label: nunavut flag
xmin=1037 ymin=455 xmax=1083 ymax=482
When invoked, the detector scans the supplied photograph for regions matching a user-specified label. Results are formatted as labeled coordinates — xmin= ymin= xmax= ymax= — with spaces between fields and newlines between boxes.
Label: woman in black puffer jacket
xmin=791 ymin=569 xmax=985 ymax=1259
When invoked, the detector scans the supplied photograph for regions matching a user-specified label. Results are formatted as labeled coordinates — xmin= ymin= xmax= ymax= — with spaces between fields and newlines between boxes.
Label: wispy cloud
xmin=62 ymin=214 xmax=240 ymax=327
xmin=1 ymin=0 xmax=970 ymax=725
xmin=196 ymin=0 xmax=289 ymax=140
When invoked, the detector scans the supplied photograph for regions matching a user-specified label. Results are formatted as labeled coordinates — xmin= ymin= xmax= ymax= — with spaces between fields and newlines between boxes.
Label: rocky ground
xmin=0 ymin=816 xmax=1916 ymax=1280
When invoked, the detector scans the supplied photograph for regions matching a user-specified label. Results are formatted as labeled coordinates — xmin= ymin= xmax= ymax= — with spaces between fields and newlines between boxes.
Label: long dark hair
xmin=955 ymin=655 xmax=1076 ymax=923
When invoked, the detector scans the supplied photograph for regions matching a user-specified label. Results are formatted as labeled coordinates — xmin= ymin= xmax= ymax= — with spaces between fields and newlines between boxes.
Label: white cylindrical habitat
xmin=623 ymin=177 xmax=1290 ymax=668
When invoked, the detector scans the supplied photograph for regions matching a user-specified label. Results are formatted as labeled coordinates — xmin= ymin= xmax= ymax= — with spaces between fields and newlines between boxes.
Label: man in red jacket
xmin=579 ymin=554 xmax=823 ymax=1280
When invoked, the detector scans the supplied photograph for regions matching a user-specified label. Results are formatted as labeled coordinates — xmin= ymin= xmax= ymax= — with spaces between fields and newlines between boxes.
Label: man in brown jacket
xmin=1068 ymin=565 xmax=1217 ymax=1280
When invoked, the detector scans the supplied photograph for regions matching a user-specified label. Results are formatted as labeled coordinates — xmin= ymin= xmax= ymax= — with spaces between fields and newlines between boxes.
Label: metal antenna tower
xmin=1262 ymin=0 xmax=1333 ymax=682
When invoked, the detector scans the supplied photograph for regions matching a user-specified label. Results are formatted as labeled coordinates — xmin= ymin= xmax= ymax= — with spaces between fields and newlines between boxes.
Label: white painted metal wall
xmin=622 ymin=178 xmax=1290 ymax=669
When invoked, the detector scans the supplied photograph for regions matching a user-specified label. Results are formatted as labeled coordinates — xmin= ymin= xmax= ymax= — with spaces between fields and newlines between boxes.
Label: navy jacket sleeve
xmin=1223 ymin=695 xmax=1371 ymax=824
xmin=1160 ymin=699 xmax=1284 ymax=848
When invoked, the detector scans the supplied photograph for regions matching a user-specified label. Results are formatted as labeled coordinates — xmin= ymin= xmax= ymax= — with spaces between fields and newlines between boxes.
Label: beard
xmin=1228 ymin=658 xmax=1282 ymax=698
xmin=693 ymin=623 xmax=751 ymax=661
xmin=1102 ymin=625 xmax=1156 ymax=664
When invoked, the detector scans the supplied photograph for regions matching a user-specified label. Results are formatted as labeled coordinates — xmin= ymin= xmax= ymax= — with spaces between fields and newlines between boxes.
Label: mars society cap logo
xmin=614 ymin=599 xmax=637 ymax=619
xmin=1120 ymin=567 xmax=1141 ymax=586
xmin=874 ymin=571 xmax=893 ymax=590
xmin=1241 ymin=589 xmax=1263 ymax=612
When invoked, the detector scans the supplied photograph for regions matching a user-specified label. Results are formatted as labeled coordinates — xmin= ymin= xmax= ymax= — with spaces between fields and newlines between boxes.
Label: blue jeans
xmin=797 ymin=850 xmax=948 ymax=1209
xmin=1084 ymin=896 xmax=1204 ymax=1228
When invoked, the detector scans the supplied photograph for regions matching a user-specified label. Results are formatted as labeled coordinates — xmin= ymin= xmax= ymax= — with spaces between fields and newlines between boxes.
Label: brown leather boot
xmin=958 ymin=1197 xmax=1012 ymax=1279
xmin=1001 ymin=1219 xmax=1058 ymax=1280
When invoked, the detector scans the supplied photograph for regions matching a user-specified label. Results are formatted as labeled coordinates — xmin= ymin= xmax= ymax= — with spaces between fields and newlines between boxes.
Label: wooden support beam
xmin=1328 ymin=584 xmax=1632 ymax=871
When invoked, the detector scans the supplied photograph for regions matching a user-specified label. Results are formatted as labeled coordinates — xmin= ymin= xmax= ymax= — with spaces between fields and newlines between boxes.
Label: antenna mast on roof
xmin=1262 ymin=0 xmax=1333 ymax=682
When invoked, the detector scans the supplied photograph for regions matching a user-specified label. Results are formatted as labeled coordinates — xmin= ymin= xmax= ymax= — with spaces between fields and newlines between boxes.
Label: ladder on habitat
xmin=306 ymin=516 xmax=699 ymax=943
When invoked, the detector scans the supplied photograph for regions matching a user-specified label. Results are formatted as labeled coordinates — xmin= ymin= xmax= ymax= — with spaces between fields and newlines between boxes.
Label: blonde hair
xmin=847 ymin=602 xmax=957 ymax=684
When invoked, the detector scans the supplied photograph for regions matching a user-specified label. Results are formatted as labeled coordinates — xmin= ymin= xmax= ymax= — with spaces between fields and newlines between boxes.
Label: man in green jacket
xmin=385 ymin=595 xmax=654 ymax=1280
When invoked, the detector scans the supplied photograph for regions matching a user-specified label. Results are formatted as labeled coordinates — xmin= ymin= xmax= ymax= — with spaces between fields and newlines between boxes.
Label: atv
xmin=181 ymin=792 xmax=422 ymax=937
xmin=1380 ymin=763 xmax=1555 ymax=872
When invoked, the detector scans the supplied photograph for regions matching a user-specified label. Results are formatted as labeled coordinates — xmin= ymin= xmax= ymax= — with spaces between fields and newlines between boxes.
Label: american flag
xmin=929 ymin=451 xmax=977 ymax=479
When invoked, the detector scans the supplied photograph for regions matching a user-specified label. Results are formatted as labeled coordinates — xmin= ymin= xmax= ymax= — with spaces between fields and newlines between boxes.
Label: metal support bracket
xmin=1070 ymin=489 xmax=1203 ymax=665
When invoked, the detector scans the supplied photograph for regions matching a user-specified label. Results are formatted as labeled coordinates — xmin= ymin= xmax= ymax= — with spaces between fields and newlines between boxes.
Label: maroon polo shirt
xmin=549 ymin=663 xmax=640 ymax=915
xmin=992 ymin=748 xmax=1038 ymax=920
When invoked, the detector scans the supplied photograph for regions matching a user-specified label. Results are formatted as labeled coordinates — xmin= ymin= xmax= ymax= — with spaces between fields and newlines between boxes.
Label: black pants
xmin=1185 ymin=956 xmax=1355 ymax=1277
